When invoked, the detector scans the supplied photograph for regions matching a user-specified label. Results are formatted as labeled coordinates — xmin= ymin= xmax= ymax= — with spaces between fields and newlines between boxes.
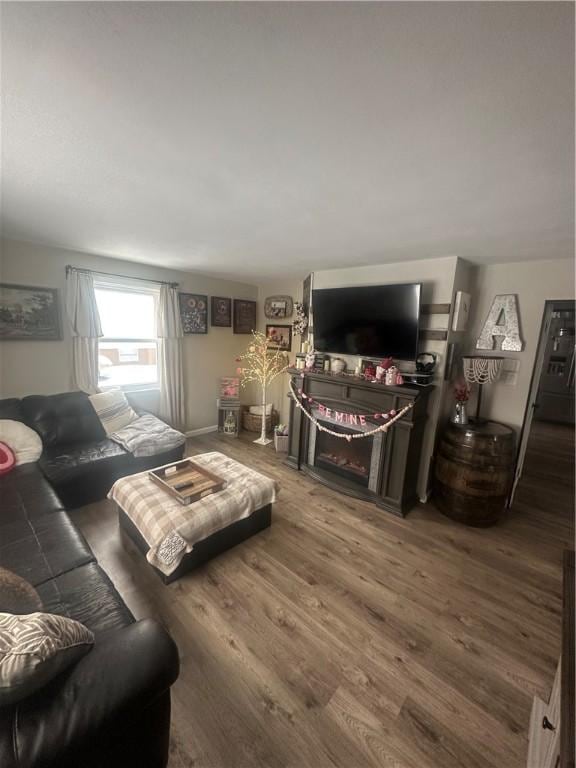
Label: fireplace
xmin=307 ymin=407 xmax=385 ymax=493
xmin=315 ymin=425 xmax=372 ymax=488
xmin=286 ymin=370 xmax=432 ymax=516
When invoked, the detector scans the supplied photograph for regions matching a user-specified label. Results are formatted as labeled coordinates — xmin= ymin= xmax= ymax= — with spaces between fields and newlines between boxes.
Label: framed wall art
xmin=233 ymin=299 xmax=256 ymax=334
xmin=266 ymin=324 xmax=292 ymax=351
xmin=264 ymin=295 xmax=293 ymax=319
xmin=211 ymin=296 xmax=232 ymax=327
xmin=179 ymin=293 xmax=208 ymax=334
xmin=0 ymin=283 xmax=62 ymax=340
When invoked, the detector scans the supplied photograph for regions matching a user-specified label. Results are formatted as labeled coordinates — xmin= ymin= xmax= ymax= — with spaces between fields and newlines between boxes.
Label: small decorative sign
xmin=233 ymin=299 xmax=257 ymax=334
xmin=179 ymin=293 xmax=208 ymax=334
xmin=264 ymin=295 xmax=294 ymax=319
xmin=219 ymin=377 xmax=240 ymax=400
xmin=211 ymin=296 xmax=232 ymax=327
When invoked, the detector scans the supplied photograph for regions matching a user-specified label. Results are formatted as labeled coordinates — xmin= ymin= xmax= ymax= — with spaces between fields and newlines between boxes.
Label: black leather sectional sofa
xmin=2 ymin=391 xmax=184 ymax=509
xmin=0 ymin=392 xmax=184 ymax=768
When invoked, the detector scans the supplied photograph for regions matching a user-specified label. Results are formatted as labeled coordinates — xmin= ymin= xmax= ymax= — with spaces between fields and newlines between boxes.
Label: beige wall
xmin=3 ymin=236 xmax=570 ymax=473
xmin=463 ymin=257 xmax=575 ymax=431
xmin=0 ymin=238 xmax=258 ymax=432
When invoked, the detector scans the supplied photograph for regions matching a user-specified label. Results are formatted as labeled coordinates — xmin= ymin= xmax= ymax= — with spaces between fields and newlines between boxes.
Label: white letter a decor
xmin=476 ymin=294 xmax=523 ymax=352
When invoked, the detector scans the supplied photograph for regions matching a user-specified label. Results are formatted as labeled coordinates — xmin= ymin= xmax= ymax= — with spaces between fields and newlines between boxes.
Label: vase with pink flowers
xmin=452 ymin=379 xmax=470 ymax=425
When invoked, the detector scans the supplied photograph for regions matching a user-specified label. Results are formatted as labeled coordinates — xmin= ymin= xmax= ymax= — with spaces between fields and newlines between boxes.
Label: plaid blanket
xmin=108 ymin=452 xmax=277 ymax=576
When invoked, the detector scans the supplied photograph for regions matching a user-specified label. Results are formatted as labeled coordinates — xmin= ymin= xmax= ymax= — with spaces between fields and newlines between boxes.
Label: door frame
xmin=511 ymin=299 xmax=575 ymax=502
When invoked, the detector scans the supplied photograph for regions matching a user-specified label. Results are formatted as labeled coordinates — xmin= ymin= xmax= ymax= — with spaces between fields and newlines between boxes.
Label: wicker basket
xmin=242 ymin=408 xmax=279 ymax=433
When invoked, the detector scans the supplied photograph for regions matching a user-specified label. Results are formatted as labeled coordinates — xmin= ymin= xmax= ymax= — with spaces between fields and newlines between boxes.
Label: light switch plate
xmin=499 ymin=358 xmax=520 ymax=386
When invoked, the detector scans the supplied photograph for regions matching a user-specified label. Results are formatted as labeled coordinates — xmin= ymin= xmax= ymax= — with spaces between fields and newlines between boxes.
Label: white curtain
xmin=157 ymin=284 xmax=185 ymax=429
xmin=65 ymin=270 xmax=103 ymax=394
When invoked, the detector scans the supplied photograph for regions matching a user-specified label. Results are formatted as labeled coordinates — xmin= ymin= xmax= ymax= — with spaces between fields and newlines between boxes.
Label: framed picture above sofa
xmin=233 ymin=299 xmax=256 ymax=334
xmin=0 ymin=283 xmax=62 ymax=340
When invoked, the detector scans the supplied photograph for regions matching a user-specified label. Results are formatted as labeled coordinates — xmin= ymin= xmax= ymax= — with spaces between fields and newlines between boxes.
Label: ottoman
xmin=109 ymin=451 xmax=276 ymax=584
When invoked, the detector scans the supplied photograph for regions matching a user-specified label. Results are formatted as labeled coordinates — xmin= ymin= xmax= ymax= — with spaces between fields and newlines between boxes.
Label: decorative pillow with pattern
xmin=88 ymin=389 xmax=138 ymax=436
xmin=0 ymin=612 xmax=94 ymax=705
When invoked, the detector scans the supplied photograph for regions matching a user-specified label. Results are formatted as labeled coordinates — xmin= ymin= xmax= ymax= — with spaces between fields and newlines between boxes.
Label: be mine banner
xmin=299 ymin=390 xmax=397 ymax=422
xmin=289 ymin=379 xmax=414 ymax=441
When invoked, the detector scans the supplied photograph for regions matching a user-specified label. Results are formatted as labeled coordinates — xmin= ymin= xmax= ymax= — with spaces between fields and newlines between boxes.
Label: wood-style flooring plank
xmin=73 ymin=421 xmax=574 ymax=768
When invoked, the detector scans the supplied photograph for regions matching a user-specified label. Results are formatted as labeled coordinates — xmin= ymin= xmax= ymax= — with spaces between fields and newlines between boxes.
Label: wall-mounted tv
xmin=312 ymin=283 xmax=421 ymax=360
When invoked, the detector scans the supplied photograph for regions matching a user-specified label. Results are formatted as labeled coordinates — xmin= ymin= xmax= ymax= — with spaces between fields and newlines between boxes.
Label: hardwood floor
xmin=74 ymin=424 xmax=574 ymax=768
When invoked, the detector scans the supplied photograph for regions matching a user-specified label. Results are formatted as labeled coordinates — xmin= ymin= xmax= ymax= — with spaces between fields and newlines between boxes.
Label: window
xmin=95 ymin=281 xmax=159 ymax=389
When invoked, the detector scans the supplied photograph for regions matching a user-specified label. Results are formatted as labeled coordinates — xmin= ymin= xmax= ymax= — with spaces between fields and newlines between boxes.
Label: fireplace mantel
xmin=286 ymin=369 xmax=432 ymax=516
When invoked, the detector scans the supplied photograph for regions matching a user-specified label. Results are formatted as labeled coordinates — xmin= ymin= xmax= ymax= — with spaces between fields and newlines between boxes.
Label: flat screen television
xmin=312 ymin=283 xmax=421 ymax=360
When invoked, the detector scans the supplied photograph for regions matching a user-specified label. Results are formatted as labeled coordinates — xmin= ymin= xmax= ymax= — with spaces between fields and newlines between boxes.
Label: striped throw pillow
xmin=0 ymin=612 xmax=94 ymax=705
xmin=89 ymin=389 xmax=137 ymax=436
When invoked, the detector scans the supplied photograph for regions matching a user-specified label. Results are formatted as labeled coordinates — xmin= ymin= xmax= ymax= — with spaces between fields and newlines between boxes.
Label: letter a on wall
xmin=476 ymin=294 xmax=523 ymax=351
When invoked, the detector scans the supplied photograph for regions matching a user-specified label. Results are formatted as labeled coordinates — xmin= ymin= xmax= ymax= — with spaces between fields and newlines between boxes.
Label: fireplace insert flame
xmin=314 ymin=423 xmax=373 ymax=488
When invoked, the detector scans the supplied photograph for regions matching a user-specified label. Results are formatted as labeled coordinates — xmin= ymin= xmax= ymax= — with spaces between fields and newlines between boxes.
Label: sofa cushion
xmin=0 ymin=398 xmax=24 ymax=422
xmin=0 ymin=511 xmax=95 ymax=588
xmin=42 ymin=442 xmax=185 ymax=510
xmin=39 ymin=439 xmax=134 ymax=509
xmin=39 ymin=438 xmax=130 ymax=483
xmin=0 ymin=611 xmax=94 ymax=705
xmin=36 ymin=562 xmax=134 ymax=635
xmin=22 ymin=392 xmax=106 ymax=448
xmin=0 ymin=463 xmax=65 ymax=526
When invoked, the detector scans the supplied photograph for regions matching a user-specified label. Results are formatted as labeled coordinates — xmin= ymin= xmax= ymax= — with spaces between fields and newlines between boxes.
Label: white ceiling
xmin=1 ymin=2 xmax=574 ymax=281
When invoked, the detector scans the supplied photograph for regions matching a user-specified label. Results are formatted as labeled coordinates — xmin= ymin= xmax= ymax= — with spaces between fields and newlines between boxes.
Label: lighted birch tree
xmin=236 ymin=330 xmax=289 ymax=445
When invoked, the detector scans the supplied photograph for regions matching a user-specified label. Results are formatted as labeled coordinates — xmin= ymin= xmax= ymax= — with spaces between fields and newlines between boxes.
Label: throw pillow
xmin=0 ymin=443 xmax=16 ymax=476
xmin=249 ymin=404 xmax=273 ymax=416
xmin=0 ymin=568 xmax=43 ymax=614
xmin=0 ymin=612 xmax=94 ymax=705
xmin=89 ymin=389 xmax=137 ymax=436
xmin=0 ymin=420 xmax=43 ymax=465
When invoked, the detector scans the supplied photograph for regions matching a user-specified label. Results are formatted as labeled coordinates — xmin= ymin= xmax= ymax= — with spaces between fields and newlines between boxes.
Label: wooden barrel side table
xmin=434 ymin=420 xmax=516 ymax=527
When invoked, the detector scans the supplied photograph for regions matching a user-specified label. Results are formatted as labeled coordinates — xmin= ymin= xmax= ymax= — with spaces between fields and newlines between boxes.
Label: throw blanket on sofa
xmin=108 ymin=451 xmax=278 ymax=576
xmin=110 ymin=413 xmax=186 ymax=458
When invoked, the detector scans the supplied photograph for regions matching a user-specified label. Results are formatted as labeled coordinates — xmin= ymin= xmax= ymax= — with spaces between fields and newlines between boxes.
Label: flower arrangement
xmin=275 ymin=423 xmax=289 ymax=436
xmin=453 ymin=378 xmax=470 ymax=402
xmin=292 ymin=302 xmax=308 ymax=336
xmin=236 ymin=330 xmax=289 ymax=445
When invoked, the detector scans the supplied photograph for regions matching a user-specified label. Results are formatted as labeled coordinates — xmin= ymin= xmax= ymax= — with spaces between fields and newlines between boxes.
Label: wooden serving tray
xmin=148 ymin=458 xmax=227 ymax=505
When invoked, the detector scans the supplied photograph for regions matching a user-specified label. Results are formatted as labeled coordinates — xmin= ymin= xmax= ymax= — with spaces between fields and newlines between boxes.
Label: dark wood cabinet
xmin=286 ymin=370 xmax=431 ymax=516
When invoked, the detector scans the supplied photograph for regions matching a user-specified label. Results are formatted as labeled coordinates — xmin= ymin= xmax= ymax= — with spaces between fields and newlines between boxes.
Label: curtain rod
xmin=65 ymin=265 xmax=178 ymax=289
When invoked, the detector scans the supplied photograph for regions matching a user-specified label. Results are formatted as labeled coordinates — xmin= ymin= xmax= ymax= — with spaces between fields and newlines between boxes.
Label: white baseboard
xmin=185 ymin=425 xmax=218 ymax=438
